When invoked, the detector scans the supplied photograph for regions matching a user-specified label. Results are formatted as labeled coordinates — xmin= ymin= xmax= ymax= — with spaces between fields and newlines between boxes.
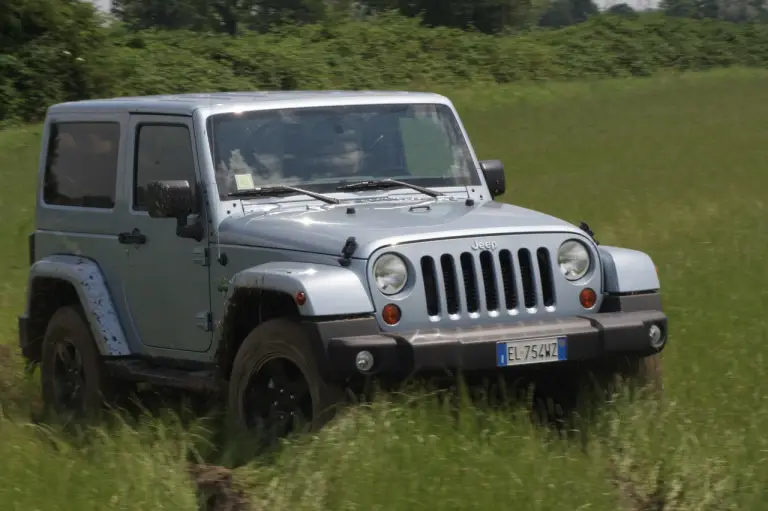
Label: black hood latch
xmin=338 ymin=236 xmax=358 ymax=267
xmin=579 ymin=221 xmax=599 ymax=245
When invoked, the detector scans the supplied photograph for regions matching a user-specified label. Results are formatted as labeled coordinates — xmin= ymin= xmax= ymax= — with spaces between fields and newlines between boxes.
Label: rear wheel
xmin=40 ymin=305 xmax=115 ymax=420
xmin=228 ymin=318 xmax=344 ymax=444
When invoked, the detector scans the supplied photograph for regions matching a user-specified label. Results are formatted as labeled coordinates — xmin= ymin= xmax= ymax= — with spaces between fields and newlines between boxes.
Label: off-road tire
xmin=40 ymin=305 xmax=114 ymax=418
xmin=228 ymin=318 xmax=345 ymax=436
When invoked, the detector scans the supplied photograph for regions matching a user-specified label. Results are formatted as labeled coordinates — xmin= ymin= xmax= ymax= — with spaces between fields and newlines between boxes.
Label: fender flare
xmin=598 ymin=246 xmax=660 ymax=294
xmin=25 ymin=255 xmax=131 ymax=356
xmin=225 ymin=261 xmax=375 ymax=317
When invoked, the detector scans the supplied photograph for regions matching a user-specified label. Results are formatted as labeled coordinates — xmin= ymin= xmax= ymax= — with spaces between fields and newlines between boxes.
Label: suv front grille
xmin=420 ymin=247 xmax=556 ymax=318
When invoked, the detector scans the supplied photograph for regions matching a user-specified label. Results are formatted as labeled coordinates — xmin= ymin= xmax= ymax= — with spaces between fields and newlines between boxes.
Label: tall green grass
xmin=1 ymin=69 xmax=768 ymax=510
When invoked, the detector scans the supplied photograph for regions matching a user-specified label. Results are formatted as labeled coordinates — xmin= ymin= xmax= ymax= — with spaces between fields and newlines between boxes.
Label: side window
xmin=134 ymin=124 xmax=196 ymax=211
xmin=43 ymin=122 xmax=120 ymax=208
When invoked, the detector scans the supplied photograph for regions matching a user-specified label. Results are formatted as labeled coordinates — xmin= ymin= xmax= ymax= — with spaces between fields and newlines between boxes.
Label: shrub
xmin=3 ymin=11 xmax=768 ymax=125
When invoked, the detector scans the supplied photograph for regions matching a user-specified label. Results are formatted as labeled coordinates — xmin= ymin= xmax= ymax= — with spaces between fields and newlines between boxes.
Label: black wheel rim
xmin=243 ymin=357 xmax=313 ymax=441
xmin=51 ymin=339 xmax=86 ymax=411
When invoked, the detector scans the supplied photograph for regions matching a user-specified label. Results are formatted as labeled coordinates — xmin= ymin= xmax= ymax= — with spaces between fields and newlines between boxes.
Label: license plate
xmin=496 ymin=337 xmax=567 ymax=367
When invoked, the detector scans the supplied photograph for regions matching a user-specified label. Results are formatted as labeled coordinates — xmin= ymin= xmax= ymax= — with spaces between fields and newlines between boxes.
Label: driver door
xmin=119 ymin=115 xmax=213 ymax=353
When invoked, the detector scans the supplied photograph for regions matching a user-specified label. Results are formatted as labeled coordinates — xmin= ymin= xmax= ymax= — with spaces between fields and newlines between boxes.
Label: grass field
xmin=2 ymin=68 xmax=768 ymax=510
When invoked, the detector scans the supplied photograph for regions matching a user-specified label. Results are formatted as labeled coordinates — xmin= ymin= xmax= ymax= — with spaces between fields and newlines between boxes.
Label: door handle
xmin=118 ymin=228 xmax=147 ymax=245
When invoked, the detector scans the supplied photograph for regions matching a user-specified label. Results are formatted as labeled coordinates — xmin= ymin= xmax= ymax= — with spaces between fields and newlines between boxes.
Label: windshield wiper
xmin=228 ymin=186 xmax=340 ymax=204
xmin=336 ymin=179 xmax=444 ymax=198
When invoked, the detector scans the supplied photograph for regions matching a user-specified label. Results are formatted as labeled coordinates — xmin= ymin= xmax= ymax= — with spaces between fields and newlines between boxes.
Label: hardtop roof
xmin=46 ymin=90 xmax=452 ymax=117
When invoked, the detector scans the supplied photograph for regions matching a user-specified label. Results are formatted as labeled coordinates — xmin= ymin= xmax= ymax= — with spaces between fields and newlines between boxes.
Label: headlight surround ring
xmin=557 ymin=240 xmax=591 ymax=281
xmin=372 ymin=253 xmax=409 ymax=295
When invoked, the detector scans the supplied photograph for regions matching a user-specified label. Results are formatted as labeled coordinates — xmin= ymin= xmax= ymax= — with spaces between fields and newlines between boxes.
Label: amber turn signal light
xmin=382 ymin=303 xmax=402 ymax=325
xmin=579 ymin=288 xmax=597 ymax=309
xmin=295 ymin=291 xmax=306 ymax=306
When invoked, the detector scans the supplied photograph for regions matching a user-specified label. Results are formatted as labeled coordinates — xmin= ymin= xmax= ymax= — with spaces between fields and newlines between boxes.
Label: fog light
xmin=648 ymin=324 xmax=664 ymax=348
xmin=355 ymin=350 xmax=374 ymax=372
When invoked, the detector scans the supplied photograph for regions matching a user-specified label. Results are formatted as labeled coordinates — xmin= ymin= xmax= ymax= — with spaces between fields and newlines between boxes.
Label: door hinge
xmin=193 ymin=247 xmax=209 ymax=266
xmin=195 ymin=311 xmax=212 ymax=331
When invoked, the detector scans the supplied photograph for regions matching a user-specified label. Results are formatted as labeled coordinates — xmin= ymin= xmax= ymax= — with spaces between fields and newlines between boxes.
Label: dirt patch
xmin=0 ymin=345 xmax=23 ymax=401
xmin=0 ymin=344 xmax=12 ymax=371
xmin=0 ymin=344 xmax=43 ymax=416
xmin=190 ymin=463 xmax=252 ymax=511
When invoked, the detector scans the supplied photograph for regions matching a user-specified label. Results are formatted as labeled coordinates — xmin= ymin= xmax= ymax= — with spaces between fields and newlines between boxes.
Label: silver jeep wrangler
xmin=19 ymin=91 xmax=667 ymax=434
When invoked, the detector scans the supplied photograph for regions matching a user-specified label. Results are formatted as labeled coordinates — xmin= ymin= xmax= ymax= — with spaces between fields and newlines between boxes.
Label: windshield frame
xmin=203 ymin=101 xmax=483 ymax=202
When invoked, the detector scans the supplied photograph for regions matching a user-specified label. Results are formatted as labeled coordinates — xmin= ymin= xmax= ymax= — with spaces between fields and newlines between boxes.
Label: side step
xmin=106 ymin=359 xmax=222 ymax=394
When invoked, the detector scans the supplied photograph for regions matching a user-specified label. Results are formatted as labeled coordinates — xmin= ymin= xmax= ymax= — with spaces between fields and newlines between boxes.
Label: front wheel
xmin=227 ymin=318 xmax=344 ymax=444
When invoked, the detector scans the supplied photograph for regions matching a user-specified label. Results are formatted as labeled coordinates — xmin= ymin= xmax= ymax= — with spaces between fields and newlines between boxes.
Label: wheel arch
xmin=22 ymin=255 xmax=132 ymax=363
xmin=599 ymin=246 xmax=660 ymax=294
xmin=215 ymin=261 xmax=374 ymax=379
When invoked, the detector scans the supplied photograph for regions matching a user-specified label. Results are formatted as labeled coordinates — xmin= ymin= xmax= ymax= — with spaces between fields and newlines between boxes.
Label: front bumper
xmin=310 ymin=296 xmax=667 ymax=378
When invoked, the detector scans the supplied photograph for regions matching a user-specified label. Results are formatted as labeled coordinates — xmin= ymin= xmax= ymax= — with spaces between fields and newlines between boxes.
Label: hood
xmin=217 ymin=197 xmax=582 ymax=259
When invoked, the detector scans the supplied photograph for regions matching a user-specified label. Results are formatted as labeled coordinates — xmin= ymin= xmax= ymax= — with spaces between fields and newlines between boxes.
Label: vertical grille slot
xmin=440 ymin=254 xmax=460 ymax=315
xmin=479 ymin=251 xmax=499 ymax=311
xmin=518 ymin=249 xmax=537 ymax=308
xmin=536 ymin=248 xmax=556 ymax=307
xmin=499 ymin=249 xmax=518 ymax=310
xmin=460 ymin=253 xmax=479 ymax=313
xmin=421 ymin=256 xmax=439 ymax=316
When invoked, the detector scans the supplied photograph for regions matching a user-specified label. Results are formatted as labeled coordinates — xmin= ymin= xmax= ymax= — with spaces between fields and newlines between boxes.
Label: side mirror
xmin=146 ymin=180 xmax=203 ymax=242
xmin=146 ymin=180 xmax=194 ymax=219
xmin=480 ymin=160 xmax=506 ymax=198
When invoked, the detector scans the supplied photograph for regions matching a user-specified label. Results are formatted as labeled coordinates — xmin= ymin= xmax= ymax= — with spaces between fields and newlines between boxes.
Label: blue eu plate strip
xmin=557 ymin=337 xmax=567 ymax=360
xmin=496 ymin=342 xmax=507 ymax=367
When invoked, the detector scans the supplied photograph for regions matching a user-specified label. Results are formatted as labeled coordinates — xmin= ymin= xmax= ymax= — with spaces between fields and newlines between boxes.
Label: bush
xmin=3 ymin=11 xmax=768 ymax=125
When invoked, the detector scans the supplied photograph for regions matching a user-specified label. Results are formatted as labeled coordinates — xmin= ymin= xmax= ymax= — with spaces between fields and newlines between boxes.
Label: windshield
xmin=206 ymin=103 xmax=480 ymax=199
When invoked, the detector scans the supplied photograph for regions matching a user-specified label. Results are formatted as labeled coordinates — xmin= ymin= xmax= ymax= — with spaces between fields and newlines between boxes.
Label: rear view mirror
xmin=480 ymin=160 xmax=506 ymax=198
xmin=146 ymin=180 xmax=194 ymax=219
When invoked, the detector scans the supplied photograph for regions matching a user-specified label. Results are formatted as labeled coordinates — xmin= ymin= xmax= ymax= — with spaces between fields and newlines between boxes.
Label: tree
xmin=539 ymin=0 xmax=599 ymax=26
xmin=362 ymin=0 xmax=544 ymax=32
xmin=248 ymin=0 xmax=329 ymax=30
xmin=111 ymin=0 xmax=336 ymax=34
xmin=606 ymin=2 xmax=638 ymax=15
xmin=661 ymin=0 xmax=768 ymax=19
xmin=1 ymin=0 xmax=104 ymax=52
xmin=0 ymin=0 xmax=107 ymax=121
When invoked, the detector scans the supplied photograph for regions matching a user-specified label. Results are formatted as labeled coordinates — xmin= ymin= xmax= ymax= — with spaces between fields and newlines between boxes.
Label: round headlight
xmin=373 ymin=253 xmax=408 ymax=295
xmin=558 ymin=240 xmax=591 ymax=281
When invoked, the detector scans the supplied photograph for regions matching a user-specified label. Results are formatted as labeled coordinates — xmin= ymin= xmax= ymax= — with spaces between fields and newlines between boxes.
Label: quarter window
xmin=133 ymin=124 xmax=197 ymax=211
xmin=43 ymin=122 xmax=120 ymax=208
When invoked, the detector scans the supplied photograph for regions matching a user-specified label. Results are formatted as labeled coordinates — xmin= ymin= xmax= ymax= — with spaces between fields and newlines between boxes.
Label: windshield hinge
xmin=195 ymin=311 xmax=212 ymax=331
xmin=193 ymin=247 xmax=209 ymax=266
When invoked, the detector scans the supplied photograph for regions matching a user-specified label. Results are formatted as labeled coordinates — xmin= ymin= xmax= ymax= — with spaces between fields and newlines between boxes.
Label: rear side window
xmin=133 ymin=124 xmax=196 ymax=211
xmin=43 ymin=122 xmax=120 ymax=209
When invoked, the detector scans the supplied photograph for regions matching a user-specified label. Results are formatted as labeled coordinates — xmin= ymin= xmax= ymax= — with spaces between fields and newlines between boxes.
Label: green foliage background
xmin=3 ymin=1 xmax=768 ymax=509
xmin=3 ymin=1 xmax=768 ymax=126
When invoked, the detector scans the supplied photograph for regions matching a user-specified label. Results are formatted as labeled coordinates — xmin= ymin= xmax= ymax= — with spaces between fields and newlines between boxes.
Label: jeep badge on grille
xmin=471 ymin=240 xmax=498 ymax=251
